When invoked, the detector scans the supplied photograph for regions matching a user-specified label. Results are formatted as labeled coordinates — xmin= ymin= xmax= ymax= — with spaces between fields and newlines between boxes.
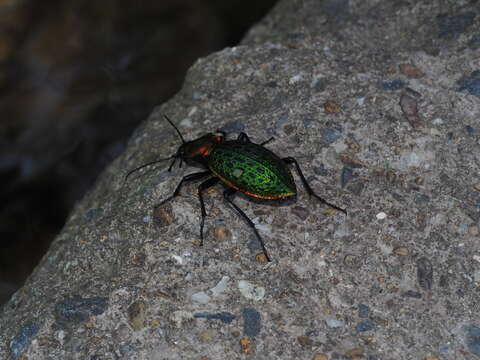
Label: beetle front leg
xmin=197 ymin=177 xmax=220 ymax=246
xmin=283 ymin=157 xmax=347 ymax=215
xmin=154 ymin=171 xmax=211 ymax=208
xmin=223 ymin=188 xmax=272 ymax=262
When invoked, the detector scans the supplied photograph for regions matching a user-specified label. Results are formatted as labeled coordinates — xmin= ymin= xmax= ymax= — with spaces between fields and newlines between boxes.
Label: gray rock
xmin=2 ymin=0 xmax=480 ymax=359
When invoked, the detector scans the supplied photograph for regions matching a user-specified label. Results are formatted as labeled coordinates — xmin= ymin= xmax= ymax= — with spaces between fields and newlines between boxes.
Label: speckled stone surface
xmin=2 ymin=0 xmax=480 ymax=359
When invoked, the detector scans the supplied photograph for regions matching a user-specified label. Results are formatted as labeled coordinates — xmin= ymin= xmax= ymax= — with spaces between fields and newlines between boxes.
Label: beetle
xmin=126 ymin=115 xmax=346 ymax=262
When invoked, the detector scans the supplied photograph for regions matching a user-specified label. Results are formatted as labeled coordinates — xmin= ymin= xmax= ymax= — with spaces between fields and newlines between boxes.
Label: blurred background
xmin=0 ymin=0 xmax=277 ymax=305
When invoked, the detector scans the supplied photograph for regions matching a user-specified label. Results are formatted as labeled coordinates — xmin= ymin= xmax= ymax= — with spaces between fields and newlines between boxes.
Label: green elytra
xmin=125 ymin=115 xmax=346 ymax=262
xmin=209 ymin=141 xmax=296 ymax=199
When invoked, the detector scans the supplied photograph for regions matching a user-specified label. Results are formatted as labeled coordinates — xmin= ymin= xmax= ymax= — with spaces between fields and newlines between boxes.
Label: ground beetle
xmin=126 ymin=115 xmax=346 ymax=262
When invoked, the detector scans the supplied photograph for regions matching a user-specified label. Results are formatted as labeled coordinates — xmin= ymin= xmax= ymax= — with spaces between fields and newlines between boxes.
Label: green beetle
xmin=127 ymin=115 xmax=346 ymax=262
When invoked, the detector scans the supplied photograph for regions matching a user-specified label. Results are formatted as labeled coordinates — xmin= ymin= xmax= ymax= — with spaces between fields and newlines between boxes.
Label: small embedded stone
xmin=291 ymin=205 xmax=310 ymax=220
xmin=297 ymin=335 xmax=313 ymax=347
xmin=399 ymin=63 xmax=424 ymax=78
xmin=9 ymin=323 xmax=39 ymax=360
xmin=255 ymin=253 xmax=269 ymax=264
xmin=238 ymin=281 xmax=265 ymax=301
xmin=210 ymin=276 xmax=230 ymax=296
xmin=381 ymin=79 xmax=406 ymax=90
xmin=212 ymin=225 xmax=231 ymax=241
xmin=194 ymin=312 xmax=235 ymax=324
xmin=437 ymin=12 xmax=475 ymax=39
xmin=356 ymin=319 xmax=375 ymax=332
xmin=341 ymin=167 xmax=357 ymax=187
xmin=393 ymin=247 xmax=409 ymax=256
xmin=402 ymin=290 xmax=422 ymax=298
xmin=343 ymin=254 xmax=361 ymax=269
xmin=325 ymin=318 xmax=346 ymax=328
xmin=400 ymin=93 xmax=422 ymax=128
xmin=240 ymin=337 xmax=253 ymax=355
xmin=345 ymin=347 xmax=364 ymax=359
xmin=464 ymin=325 xmax=480 ymax=356
xmin=323 ymin=101 xmax=341 ymax=114
xmin=339 ymin=154 xmax=365 ymax=168
xmin=198 ymin=329 xmax=216 ymax=343
xmin=417 ymin=257 xmax=433 ymax=291
xmin=127 ymin=300 xmax=146 ymax=331
xmin=153 ymin=205 xmax=175 ymax=227
xmin=55 ymin=296 xmax=108 ymax=326
xmin=191 ymin=291 xmax=211 ymax=304
xmin=321 ymin=127 xmax=342 ymax=144
xmin=458 ymin=70 xmax=480 ymax=97
xmin=358 ymin=304 xmax=370 ymax=318
xmin=243 ymin=308 xmax=261 ymax=337
xmin=468 ymin=224 xmax=479 ymax=236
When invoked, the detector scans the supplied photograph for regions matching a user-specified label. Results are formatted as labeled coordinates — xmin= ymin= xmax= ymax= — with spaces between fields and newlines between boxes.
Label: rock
xmin=2 ymin=1 xmax=480 ymax=359
xmin=238 ymin=281 xmax=265 ymax=301
xmin=417 ymin=257 xmax=434 ymax=291
xmin=194 ymin=312 xmax=235 ymax=324
xmin=325 ymin=318 xmax=346 ymax=328
xmin=191 ymin=291 xmax=211 ymax=304
xmin=356 ymin=320 xmax=376 ymax=332
xmin=242 ymin=308 xmax=261 ymax=337
xmin=127 ymin=300 xmax=147 ymax=331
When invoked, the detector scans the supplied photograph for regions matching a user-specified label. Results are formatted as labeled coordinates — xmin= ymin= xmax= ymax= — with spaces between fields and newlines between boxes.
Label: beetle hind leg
xmin=223 ymin=188 xmax=271 ymax=262
xmin=283 ymin=157 xmax=347 ymax=215
xmin=237 ymin=132 xmax=275 ymax=146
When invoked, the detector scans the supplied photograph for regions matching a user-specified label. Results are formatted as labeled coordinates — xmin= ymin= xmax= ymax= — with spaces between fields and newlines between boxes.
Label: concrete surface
xmin=1 ymin=0 xmax=480 ymax=359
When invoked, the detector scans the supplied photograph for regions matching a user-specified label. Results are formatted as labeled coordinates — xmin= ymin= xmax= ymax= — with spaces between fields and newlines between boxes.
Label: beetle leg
xmin=237 ymin=133 xmax=251 ymax=142
xmin=155 ymin=171 xmax=211 ymax=208
xmin=223 ymin=188 xmax=272 ymax=262
xmin=283 ymin=157 xmax=347 ymax=215
xmin=237 ymin=132 xmax=275 ymax=146
xmin=197 ymin=177 xmax=220 ymax=246
xmin=260 ymin=137 xmax=275 ymax=146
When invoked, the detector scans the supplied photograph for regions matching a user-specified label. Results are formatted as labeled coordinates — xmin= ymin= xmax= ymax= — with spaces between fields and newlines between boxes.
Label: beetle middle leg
xmin=197 ymin=177 xmax=220 ymax=245
xmin=223 ymin=188 xmax=271 ymax=262
xmin=283 ymin=157 xmax=347 ymax=215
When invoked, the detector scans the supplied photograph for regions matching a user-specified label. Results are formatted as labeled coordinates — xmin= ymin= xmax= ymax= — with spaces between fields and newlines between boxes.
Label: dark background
xmin=0 ymin=0 xmax=277 ymax=305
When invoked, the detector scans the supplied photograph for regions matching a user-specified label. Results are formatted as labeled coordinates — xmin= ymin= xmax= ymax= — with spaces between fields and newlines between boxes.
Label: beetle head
xmin=124 ymin=115 xmax=223 ymax=182
xmin=173 ymin=133 xmax=223 ymax=168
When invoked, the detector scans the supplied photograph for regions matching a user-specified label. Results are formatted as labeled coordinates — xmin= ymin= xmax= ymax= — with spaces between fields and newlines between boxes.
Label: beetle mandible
xmin=126 ymin=115 xmax=346 ymax=262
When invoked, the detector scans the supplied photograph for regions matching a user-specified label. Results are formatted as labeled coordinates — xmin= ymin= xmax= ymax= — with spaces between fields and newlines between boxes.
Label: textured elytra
xmin=208 ymin=141 xmax=296 ymax=199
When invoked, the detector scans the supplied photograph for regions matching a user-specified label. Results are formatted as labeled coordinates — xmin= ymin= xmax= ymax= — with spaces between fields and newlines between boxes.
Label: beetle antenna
xmin=124 ymin=156 xmax=174 ymax=183
xmin=167 ymin=157 xmax=177 ymax=172
xmin=164 ymin=114 xmax=186 ymax=144
xmin=124 ymin=115 xmax=185 ymax=184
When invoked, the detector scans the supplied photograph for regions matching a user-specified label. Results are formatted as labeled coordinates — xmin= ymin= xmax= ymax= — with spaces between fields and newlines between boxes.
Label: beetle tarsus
xmin=283 ymin=157 xmax=347 ymax=215
xmin=223 ymin=188 xmax=272 ymax=262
